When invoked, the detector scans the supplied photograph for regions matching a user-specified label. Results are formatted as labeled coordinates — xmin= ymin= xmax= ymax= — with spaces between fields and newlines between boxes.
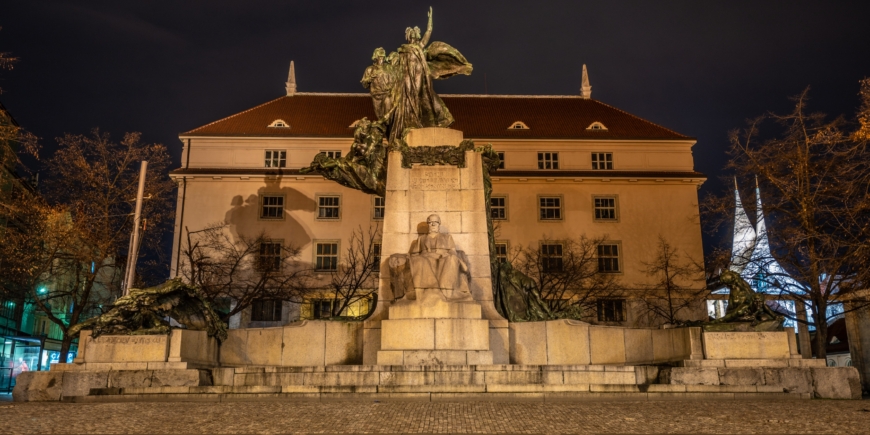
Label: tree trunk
xmin=814 ymin=315 xmax=828 ymax=361
xmin=59 ymin=334 xmax=74 ymax=363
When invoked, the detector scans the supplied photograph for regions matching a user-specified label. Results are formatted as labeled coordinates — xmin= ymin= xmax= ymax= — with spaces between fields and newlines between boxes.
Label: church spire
xmin=285 ymin=61 xmax=297 ymax=96
xmin=753 ymin=175 xmax=771 ymax=258
xmin=580 ymin=64 xmax=592 ymax=99
xmin=730 ymin=177 xmax=757 ymax=273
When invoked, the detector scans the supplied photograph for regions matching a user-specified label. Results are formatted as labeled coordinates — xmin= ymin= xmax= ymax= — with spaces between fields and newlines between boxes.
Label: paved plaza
xmin=2 ymin=399 xmax=869 ymax=434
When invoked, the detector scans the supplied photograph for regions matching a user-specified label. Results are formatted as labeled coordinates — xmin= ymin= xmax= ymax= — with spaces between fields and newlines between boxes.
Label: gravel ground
xmin=2 ymin=399 xmax=870 ymax=434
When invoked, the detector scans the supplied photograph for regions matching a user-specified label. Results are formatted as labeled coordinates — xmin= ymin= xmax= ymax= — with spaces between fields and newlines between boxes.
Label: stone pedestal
xmin=378 ymin=289 xmax=493 ymax=365
xmin=366 ymin=127 xmax=508 ymax=365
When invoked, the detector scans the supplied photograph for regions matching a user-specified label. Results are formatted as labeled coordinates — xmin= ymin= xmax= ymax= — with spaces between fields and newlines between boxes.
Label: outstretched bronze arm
xmin=421 ymin=7 xmax=433 ymax=46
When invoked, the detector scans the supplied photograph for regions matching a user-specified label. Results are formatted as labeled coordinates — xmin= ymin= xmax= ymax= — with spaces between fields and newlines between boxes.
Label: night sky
xmin=3 ymin=1 xmax=870 ymax=258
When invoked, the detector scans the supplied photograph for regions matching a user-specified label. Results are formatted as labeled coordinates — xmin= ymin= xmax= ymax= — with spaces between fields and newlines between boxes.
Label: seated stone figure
xmin=389 ymin=214 xmax=472 ymax=300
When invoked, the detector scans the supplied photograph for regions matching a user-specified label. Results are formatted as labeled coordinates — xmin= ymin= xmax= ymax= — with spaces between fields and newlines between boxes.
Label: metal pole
xmin=124 ymin=161 xmax=148 ymax=295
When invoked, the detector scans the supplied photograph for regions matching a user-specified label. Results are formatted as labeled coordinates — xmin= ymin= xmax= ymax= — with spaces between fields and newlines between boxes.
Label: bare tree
xmin=512 ymin=236 xmax=620 ymax=319
xmin=702 ymin=80 xmax=870 ymax=359
xmin=637 ymin=236 xmax=708 ymax=326
xmin=0 ymin=130 xmax=175 ymax=357
xmin=311 ymin=225 xmax=380 ymax=319
xmin=179 ymin=224 xmax=308 ymax=322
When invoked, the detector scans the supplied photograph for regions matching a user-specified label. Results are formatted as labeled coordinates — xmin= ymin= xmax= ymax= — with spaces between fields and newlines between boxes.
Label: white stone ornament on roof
xmin=580 ymin=64 xmax=592 ymax=99
xmin=285 ymin=60 xmax=297 ymax=96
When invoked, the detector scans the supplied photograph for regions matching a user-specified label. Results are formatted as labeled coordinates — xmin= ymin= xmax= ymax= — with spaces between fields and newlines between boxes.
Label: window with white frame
xmin=597 ymin=299 xmax=625 ymax=322
xmin=264 ymin=150 xmax=286 ymax=168
xmin=258 ymin=241 xmax=282 ymax=271
xmin=315 ymin=242 xmax=339 ymax=271
xmin=597 ymin=243 xmax=621 ymax=273
xmin=537 ymin=152 xmax=559 ymax=169
xmin=322 ymin=150 xmax=342 ymax=159
xmin=496 ymin=151 xmax=505 ymax=169
xmin=539 ymin=196 xmax=562 ymax=220
xmin=591 ymin=152 xmax=613 ymax=170
xmin=372 ymin=196 xmax=385 ymax=220
xmin=593 ymin=196 xmax=618 ymax=221
xmin=260 ymin=195 xmax=284 ymax=219
xmin=541 ymin=243 xmax=564 ymax=273
xmin=490 ymin=196 xmax=507 ymax=220
xmin=317 ymin=195 xmax=341 ymax=219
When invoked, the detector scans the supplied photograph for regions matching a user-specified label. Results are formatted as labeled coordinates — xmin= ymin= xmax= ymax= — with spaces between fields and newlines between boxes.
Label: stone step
xmin=76 ymin=384 xmax=807 ymax=403
xmin=91 ymin=383 xmax=794 ymax=396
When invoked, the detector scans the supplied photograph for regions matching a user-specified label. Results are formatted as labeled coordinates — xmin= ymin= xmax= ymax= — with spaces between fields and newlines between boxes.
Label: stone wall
xmin=220 ymin=320 xmax=363 ymax=367
xmin=509 ymin=320 xmax=702 ymax=365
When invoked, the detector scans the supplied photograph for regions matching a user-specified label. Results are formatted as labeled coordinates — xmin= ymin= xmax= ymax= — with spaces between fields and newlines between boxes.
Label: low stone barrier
xmin=509 ymin=320 xmax=703 ymax=365
xmin=220 ymin=320 xmax=364 ymax=366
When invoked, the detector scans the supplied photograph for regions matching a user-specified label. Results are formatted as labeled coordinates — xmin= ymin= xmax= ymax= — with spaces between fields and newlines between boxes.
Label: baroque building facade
xmin=169 ymin=67 xmax=708 ymax=328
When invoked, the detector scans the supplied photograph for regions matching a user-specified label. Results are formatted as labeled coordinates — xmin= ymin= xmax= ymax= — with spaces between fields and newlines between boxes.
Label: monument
xmin=11 ymin=8 xmax=863 ymax=402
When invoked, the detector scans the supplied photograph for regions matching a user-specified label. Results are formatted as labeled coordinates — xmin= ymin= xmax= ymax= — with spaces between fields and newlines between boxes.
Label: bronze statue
xmin=361 ymin=48 xmax=397 ymax=120
xmin=363 ymin=8 xmax=473 ymax=142
xmin=706 ymin=270 xmax=784 ymax=331
xmin=68 ymin=279 xmax=228 ymax=342
xmin=300 ymin=117 xmax=389 ymax=196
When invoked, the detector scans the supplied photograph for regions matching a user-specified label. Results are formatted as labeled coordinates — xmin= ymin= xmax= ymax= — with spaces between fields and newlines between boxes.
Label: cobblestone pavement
xmin=2 ymin=400 xmax=869 ymax=434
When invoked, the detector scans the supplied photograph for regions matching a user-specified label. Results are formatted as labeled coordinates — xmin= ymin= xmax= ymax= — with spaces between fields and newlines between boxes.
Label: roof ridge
xmin=184 ymin=95 xmax=288 ymax=134
xmin=442 ymin=94 xmax=582 ymax=99
xmin=292 ymin=92 xmax=586 ymax=99
xmin=589 ymin=99 xmax=688 ymax=139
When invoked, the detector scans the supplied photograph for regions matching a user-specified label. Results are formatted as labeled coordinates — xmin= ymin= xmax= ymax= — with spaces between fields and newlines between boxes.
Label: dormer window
xmin=586 ymin=121 xmax=608 ymax=131
xmin=508 ymin=121 xmax=530 ymax=130
xmin=268 ymin=119 xmax=290 ymax=128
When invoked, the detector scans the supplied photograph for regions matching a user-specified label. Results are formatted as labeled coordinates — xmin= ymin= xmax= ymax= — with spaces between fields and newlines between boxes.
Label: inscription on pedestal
xmin=410 ymin=167 xmax=460 ymax=190
xmin=702 ymin=331 xmax=790 ymax=360
xmin=84 ymin=334 xmax=170 ymax=363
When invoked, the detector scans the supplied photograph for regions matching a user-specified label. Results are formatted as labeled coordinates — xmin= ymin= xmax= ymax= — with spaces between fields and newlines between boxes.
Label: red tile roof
xmin=182 ymin=93 xmax=691 ymax=140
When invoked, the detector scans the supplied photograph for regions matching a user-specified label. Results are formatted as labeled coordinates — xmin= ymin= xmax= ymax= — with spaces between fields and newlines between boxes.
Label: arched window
xmin=586 ymin=121 xmax=608 ymax=131
xmin=508 ymin=121 xmax=530 ymax=130
xmin=268 ymin=119 xmax=290 ymax=128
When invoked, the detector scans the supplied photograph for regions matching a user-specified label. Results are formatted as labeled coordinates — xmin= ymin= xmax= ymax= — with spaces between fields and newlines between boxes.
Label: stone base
xmin=381 ymin=318 xmax=490 ymax=351
xmin=377 ymin=350 xmax=493 ymax=365
xmin=702 ymin=331 xmax=792 ymax=360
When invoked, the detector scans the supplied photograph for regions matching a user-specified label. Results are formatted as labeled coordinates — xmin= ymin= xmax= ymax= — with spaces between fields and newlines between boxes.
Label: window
xmin=541 ymin=244 xmax=564 ymax=273
xmin=322 ymin=150 xmax=342 ymax=159
xmin=372 ymin=243 xmax=382 ymax=269
xmin=315 ymin=242 xmax=339 ymax=271
xmin=539 ymin=196 xmax=562 ymax=220
xmin=317 ymin=195 xmax=341 ymax=219
xmin=496 ymin=151 xmax=505 ymax=169
xmin=251 ymin=299 xmax=282 ymax=321
xmin=508 ymin=121 xmax=529 ymax=130
xmin=591 ymin=152 xmax=613 ymax=170
xmin=586 ymin=122 xmax=608 ymax=131
xmin=537 ymin=152 xmax=559 ymax=169
xmin=593 ymin=196 xmax=618 ymax=221
xmin=265 ymin=150 xmax=286 ymax=168
xmin=312 ymin=299 xmax=335 ymax=319
xmin=494 ymin=242 xmax=509 ymax=264
xmin=597 ymin=299 xmax=625 ymax=322
xmin=260 ymin=195 xmax=284 ymax=219
xmin=372 ymin=196 xmax=385 ymax=220
xmin=597 ymin=243 xmax=621 ymax=273
xmin=490 ymin=196 xmax=507 ymax=220
xmin=268 ymin=119 xmax=289 ymax=128
xmin=258 ymin=241 xmax=282 ymax=271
